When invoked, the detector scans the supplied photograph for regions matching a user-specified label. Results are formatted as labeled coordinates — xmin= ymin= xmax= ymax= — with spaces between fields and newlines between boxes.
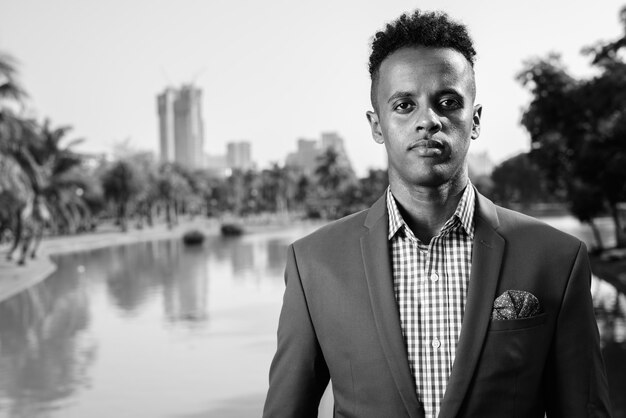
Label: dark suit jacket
xmin=263 ymin=191 xmax=612 ymax=417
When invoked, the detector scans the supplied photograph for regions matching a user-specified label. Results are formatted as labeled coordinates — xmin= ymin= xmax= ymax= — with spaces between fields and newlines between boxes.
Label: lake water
xmin=0 ymin=219 xmax=624 ymax=417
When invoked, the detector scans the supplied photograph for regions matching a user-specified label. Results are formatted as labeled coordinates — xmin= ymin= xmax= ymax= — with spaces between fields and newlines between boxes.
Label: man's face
xmin=366 ymin=47 xmax=481 ymax=189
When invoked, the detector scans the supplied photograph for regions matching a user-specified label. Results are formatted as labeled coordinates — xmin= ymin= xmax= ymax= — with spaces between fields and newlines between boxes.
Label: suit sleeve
xmin=545 ymin=242 xmax=612 ymax=417
xmin=263 ymin=244 xmax=330 ymax=418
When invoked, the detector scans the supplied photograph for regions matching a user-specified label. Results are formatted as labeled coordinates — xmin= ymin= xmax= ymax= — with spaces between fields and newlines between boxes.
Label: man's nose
xmin=416 ymin=107 xmax=442 ymax=134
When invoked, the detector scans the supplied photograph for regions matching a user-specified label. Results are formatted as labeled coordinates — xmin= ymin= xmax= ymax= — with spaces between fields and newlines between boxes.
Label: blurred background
xmin=1 ymin=0 xmax=626 ymax=417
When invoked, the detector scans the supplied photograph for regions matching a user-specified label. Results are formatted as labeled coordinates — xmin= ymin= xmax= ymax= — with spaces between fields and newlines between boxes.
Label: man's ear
xmin=471 ymin=104 xmax=482 ymax=140
xmin=366 ymin=111 xmax=384 ymax=144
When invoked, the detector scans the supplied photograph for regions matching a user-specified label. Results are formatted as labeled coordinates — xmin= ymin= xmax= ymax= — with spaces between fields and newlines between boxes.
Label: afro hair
xmin=368 ymin=10 xmax=476 ymax=80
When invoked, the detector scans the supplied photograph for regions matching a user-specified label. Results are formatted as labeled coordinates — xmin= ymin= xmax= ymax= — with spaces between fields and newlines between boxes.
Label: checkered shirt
xmin=387 ymin=184 xmax=475 ymax=418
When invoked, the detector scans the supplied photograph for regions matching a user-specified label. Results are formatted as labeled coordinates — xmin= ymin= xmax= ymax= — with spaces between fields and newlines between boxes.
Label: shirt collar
xmin=386 ymin=183 xmax=476 ymax=241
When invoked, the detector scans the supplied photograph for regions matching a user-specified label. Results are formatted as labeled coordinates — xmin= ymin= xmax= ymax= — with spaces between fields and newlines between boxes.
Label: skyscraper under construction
xmin=157 ymin=85 xmax=205 ymax=169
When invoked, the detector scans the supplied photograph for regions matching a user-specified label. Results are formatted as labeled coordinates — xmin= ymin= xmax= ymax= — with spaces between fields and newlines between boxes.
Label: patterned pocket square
xmin=492 ymin=290 xmax=541 ymax=320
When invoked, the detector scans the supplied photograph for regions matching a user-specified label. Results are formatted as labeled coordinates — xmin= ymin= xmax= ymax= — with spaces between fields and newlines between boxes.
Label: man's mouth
xmin=408 ymin=139 xmax=445 ymax=157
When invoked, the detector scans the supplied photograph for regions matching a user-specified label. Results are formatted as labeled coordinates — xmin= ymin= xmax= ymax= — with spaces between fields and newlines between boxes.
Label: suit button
xmin=432 ymin=338 xmax=441 ymax=349
xmin=430 ymin=272 xmax=439 ymax=282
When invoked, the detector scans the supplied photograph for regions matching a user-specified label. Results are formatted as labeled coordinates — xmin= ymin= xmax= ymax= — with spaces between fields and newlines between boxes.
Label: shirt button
xmin=430 ymin=272 xmax=439 ymax=282
xmin=432 ymin=338 xmax=441 ymax=349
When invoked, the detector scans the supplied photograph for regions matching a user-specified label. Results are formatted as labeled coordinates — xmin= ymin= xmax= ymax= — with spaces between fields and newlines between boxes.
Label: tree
xmin=518 ymin=8 xmax=626 ymax=248
xmin=0 ymin=52 xmax=29 ymax=158
xmin=156 ymin=163 xmax=191 ymax=228
xmin=126 ymin=152 xmax=159 ymax=228
xmin=0 ymin=153 xmax=32 ymax=251
xmin=260 ymin=164 xmax=288 ymax=213
xmin=102 ymin=160 xmax=142 ymax=232
xmin=313 ymin=147 xmax=357 ymax=218
xmin=0 ymin=52 xmax=26 ymax=104
xmin=293 ymin=174 xmax=311 ymax=211
xmin=490 ymin=153 xmax=549 ymax=207
xmin=358 ymin=168 xmax=389 ymax=206
xmin=32 ymin=120 xmax=93 ymax=234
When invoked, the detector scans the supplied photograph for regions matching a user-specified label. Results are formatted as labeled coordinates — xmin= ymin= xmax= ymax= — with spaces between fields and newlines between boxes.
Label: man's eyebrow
xmin=438 ymin=87 xmax=463 ymax=97
xmin=386 ymin=91 xmax=414 ymax=104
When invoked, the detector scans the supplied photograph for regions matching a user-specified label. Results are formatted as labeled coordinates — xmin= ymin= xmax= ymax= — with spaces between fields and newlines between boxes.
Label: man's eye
xmin=394 ymin=102 xmax=414 ymax=113
xmin=440 ymin=99 xmax=461 ymax=110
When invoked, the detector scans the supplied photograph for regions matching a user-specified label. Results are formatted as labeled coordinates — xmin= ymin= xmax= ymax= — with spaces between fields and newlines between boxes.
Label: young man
xmin=263 ymin=10 xmax=611 ymax=418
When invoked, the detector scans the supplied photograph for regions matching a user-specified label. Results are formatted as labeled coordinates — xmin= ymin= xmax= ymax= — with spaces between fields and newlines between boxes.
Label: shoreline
xmin=0 ymin=218 xmax=221 ymax=303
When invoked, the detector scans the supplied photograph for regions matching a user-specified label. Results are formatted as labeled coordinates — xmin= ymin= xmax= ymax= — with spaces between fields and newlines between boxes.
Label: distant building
xmin=226 ymin=141 xmax=254 ymax=171
xmin=320 ymin=132 xmax=345 ymax=154
xmin=320 ymin=131 xmax=353 ymax=174
xmin=204 ymin=153 xmax=228 ymax=177
xmin=157 ymin=85 xmax=205 ymax=169
xmin=286 ymin=138 xmax=318 ymax=175
xmin=286 ymin=131 xmax=354 ymax=175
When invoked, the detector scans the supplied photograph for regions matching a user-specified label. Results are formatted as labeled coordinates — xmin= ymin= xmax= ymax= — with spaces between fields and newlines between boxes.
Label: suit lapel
xmin=361 ymin=194 xmax=424 ymax=418
xmin=438 ymin=192 xmax=505 ymax=418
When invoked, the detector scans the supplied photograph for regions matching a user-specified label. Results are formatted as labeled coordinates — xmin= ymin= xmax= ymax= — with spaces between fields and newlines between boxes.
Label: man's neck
xmin=390 ymin=175 xmax=469 ymax=244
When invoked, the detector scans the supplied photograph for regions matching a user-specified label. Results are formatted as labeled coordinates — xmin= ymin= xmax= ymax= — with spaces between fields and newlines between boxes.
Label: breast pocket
xmin=488 ymin=313 xmax=547 ymax=332
xmin=483 ymin=313 xmax=548 ymax=370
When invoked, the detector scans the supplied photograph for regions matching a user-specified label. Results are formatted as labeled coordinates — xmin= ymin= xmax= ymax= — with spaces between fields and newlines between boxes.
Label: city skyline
xmin=1 ymin=0 xmax=625 ymax=176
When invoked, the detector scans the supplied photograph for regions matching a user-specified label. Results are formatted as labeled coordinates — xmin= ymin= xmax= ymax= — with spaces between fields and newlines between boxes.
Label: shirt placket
xmin=386 ymin=186 xmax=475 ymax=418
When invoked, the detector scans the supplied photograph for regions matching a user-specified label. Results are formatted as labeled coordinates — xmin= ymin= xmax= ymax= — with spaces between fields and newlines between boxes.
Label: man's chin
xmin=391 ymin=169 xmax=467 ymax=191
xmin=405 ymin=169 xmax=450 ymax=188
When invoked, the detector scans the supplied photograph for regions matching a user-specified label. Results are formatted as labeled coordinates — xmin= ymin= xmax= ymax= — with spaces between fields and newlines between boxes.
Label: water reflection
xmin=0 ymin=254 xmax=95 ymax=417
xmin=593 ymin=276 xmax=626 ymax=417
xmin=594 ymin=277 xmax=626 ymax=344
xmin=0 ymin=226 xmax=314 ymax=417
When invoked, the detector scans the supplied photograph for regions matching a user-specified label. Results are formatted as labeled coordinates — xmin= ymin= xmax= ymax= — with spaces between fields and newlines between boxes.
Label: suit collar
xmin=364 ymin=192 xmax=387 ymax=230
xmin=474 ymin=188 xmax=500 ymax=230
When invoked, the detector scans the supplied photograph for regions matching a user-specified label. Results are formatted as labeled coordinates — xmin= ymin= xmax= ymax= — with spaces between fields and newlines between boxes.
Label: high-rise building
xmin=320 ymin=131 xmax=346 ymax=154
xmin=321 ymin=131 xmax=355 ymax=176
xmin=286 ymin=131 xmax=354 ymax=175
xmin=286 ymin=138 xmax=318 ymax=175
xmin=226 ymin=141 xmax=253 ymax=171
xmin=204 ymin=153 xmax=228 ymax=177
xmin=157 ymin=85 xmax=205 ymax=169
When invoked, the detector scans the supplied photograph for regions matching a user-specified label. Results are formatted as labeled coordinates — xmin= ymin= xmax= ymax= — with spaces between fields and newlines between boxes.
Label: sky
xmin=1 ymin=0 xmax=625 ymax=176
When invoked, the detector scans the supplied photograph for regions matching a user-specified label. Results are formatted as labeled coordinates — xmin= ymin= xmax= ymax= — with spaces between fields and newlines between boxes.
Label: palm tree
xmin=0 ymin=52 xmax=29 ymax=154
xmin=1 ymin=55 xmax=93 ymax=260
xmin=314 ymin=147 xmax=357 ymax=218
xmin=0 ymin=52 xmax=27 ymax=104
xmin=131 ymin=154 xmax=159 ymax=228
xmin=32 ymin=120 xmax=92 ymax=234
xmin=0 ymin=153 xmax=32 ymax=250
xmin=157 ymin=163 xmax=191 ymax=229
xmin=102 ymin=160 xmax=142 ymax=232
xmin=0 ymin=52 xmax=35 ymax=197
xmin=0 ymin=52 xmax=38 ymax=261
xmin=260 ymin=164 xmax=288 ymax=213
